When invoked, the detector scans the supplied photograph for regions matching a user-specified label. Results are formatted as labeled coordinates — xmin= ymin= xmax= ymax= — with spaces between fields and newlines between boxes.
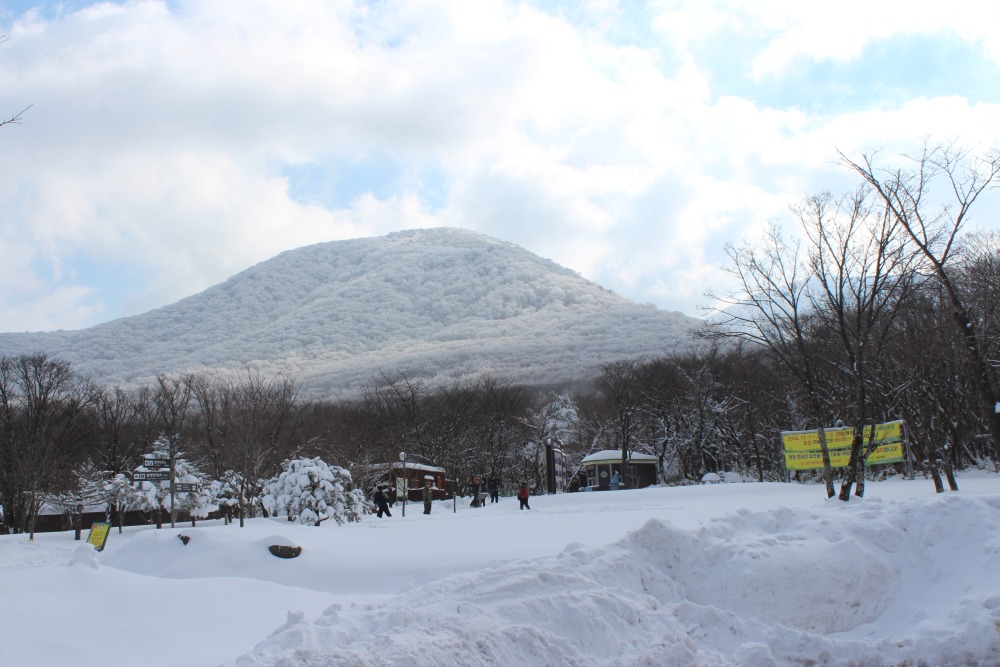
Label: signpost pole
xmin=170 ymin=451 xmax=177 ymax=529
xmin=400 ymin=452 xmax=407 ymax=518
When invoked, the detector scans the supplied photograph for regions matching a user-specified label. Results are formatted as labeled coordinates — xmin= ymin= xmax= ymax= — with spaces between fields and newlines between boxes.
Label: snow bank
xmin=232 ymin=494 xmax=1000 ymax=667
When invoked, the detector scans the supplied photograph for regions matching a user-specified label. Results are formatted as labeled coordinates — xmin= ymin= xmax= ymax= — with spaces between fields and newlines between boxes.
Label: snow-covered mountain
xmin=0 ymin=228 xmax=701 ymax=399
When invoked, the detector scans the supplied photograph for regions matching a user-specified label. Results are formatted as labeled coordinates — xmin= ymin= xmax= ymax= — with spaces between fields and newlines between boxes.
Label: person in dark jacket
xmin=470 ymin=475 xmax=484 ymax=507
xmin=422 ymin=480 xmax=433 ymax=515
xmin=488 ymin=476 xmax=500 ymax=504
xmin=373 ymin=488 xmax=391 ymax=518
xmin=517 ymin=481 xmax=530 ymax=510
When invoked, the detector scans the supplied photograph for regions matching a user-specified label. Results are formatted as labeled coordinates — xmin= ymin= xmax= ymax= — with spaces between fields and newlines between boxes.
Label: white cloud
xmin=0 ymin=0 xmax=998 ymax=332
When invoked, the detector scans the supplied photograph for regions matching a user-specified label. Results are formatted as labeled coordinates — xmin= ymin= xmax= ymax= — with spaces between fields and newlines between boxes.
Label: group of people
xmin=372 ymin=477 xmax=532 ymax=516
xmin=468 ymin=475 xmax=501 ymax=507
xmin=469 ymin=476 xmax=531 ymax=509
xmin=464 ymin=477 xmax=533 ymax=510
xmin=371 ymin=479 xmax=437 ymax=516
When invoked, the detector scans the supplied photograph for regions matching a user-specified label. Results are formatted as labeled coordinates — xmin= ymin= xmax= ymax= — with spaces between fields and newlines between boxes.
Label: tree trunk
xmin=817 ymin=427 xmax=835 ymax=498
xmin=838 ymin=425 xmax=865 ymax=501
xmin=929 ymin=463 xmax=944 ymax=493
xmin=855 ymin=423 xmax=880 ymax=498
xmin=945 ymin=464 xmax=959 ymax=491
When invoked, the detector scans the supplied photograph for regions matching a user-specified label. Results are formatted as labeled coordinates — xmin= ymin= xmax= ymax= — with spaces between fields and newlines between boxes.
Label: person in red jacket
xmin=517 ymin=481 xmax=530 ymax=510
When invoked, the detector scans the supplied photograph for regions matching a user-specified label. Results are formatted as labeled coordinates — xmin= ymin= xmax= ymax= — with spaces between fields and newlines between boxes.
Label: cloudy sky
xmin=2 ymin=0 xmax=999 ymax=333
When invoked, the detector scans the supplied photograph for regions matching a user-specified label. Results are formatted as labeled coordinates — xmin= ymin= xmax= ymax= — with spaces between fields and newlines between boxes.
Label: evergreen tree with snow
xmin=213 ymin=471 xmax=244 ymax=524
xmin=172 ymin=455 xmax=213 ymax=524
xmin=105 ymin=472 xmax=141 ymax=533
xmin=263 ymin=457 xmax=369 ymax=526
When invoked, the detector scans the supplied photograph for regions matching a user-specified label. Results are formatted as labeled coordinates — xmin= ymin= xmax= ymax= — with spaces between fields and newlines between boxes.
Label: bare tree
xmin=91 ymin=385 xmax=143 ymax=476
xmin=842 ymin=143 xmax=1000 ymax=464
xmin=706 ymin=224 xmax=838 ymax=496
xmin=597 ymin=359 xmax=646 ymax=488
xmin=798 ymin=187 xmax=919 ymax=499
xmin=191 ymin=372 xmax=302 ymax=526
xmin=0 ymin=355 xmax=92 ymax=535
xmin=363 ymin=371 xmax=427 ymax=461
xmin=0 ymin=36 xmax=30 ymax=130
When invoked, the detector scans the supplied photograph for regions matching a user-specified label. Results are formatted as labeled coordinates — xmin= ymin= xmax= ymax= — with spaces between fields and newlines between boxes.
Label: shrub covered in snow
xmin=263 ymin=457 xmax=369 ymax=526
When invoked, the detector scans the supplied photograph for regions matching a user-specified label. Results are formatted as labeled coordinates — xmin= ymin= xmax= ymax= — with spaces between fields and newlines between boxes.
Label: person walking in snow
xmin=373 ymin=487 xmax=392 ymax=518
xmin=488 ymin=476 xmax=500 ymax=504
xmin=517 ymin=481 xmax=530 ymax=510
xmin=422 ymin=479 xmax=434 ymax=515
xmin=470 ymin=475 xmax=484 ymax=507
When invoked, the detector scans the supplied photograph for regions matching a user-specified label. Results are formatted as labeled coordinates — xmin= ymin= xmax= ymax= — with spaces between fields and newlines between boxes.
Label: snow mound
xmin=232 ymin=495 xmax=1000 ymax=667
xmin=70 ymin=544 xmax=100 ymax=569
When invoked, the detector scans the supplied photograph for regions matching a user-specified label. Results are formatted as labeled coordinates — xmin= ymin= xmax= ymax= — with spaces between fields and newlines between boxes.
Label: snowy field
xmin=2 ymin=473 xmax=1000 ymax=667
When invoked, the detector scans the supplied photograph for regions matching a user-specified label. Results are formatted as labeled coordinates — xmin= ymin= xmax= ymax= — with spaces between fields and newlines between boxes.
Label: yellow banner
xmin=781 ymin=421 xmax=901 ymax=452
xmin=781 ymin=421 xmax=904 ymax=470
xmin=86 ymin=522 xmax=111 ymax=552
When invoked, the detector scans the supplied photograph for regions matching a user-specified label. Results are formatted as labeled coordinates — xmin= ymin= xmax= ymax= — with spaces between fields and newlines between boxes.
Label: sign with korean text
xmin=173 ymin=483 xmax=198 ymax=492
xmin=143 ymin=458 xmax=170 ymax=468
xmin=132 ymin=470 xmax=170 ymax=481
xmin=781 ymin=420 xmax=905 ymax=471
xmin=86 ymin=522 xmax=111 ymax=551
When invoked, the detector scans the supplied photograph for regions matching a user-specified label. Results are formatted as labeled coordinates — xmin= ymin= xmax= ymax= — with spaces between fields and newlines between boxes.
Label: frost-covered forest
xmin=1 ymin=146 xmax=999 ymax=535
xmin=0 ymin=227 xmax=699 ymax=398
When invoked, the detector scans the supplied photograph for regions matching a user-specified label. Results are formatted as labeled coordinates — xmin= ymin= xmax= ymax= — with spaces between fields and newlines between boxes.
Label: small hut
xmin=579 ymin=450 xmax=658 ymax=490
xmin=363 ymin=462 xmax=451 ymax=502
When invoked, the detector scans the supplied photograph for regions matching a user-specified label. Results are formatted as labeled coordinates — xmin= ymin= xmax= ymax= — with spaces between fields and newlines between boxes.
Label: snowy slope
xmin=0 ymin=228 xmax=699 ymax=398
xmin=2 ymin=474 xmax=999 ymax=667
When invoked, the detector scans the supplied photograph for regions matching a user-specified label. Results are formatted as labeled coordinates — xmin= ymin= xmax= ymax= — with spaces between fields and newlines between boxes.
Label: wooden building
xmin=579 ymin=450 xmax=658 ymax=490
xmin=363 ymin=462 xmax=452 ymax=502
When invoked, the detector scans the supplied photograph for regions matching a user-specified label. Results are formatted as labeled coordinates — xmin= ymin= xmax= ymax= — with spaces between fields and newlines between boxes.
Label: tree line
xmin=0 ymin=143 xmax=997 ymax=534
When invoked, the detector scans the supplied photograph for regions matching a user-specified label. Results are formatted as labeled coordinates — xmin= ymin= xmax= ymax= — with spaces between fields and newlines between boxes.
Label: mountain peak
xmin=0 ymin=228 xmax=699 ymax=399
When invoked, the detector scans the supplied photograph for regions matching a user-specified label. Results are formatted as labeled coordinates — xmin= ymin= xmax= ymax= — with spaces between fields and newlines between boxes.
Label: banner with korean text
xmin=781 ymin=420 xmax=905 ymax=471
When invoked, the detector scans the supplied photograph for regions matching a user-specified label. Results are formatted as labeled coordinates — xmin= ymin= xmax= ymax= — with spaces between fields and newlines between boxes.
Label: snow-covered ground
xmin=2 ymin=473 xmax=1000 ymax=666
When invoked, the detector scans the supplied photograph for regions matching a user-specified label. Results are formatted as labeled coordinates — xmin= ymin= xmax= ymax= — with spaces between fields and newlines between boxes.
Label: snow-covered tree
xmin=263 ymin=457 xmax=369 ymax=526
xmin=46 ymin=460 xmax=112 ymax=539
xmin=172 ymin=456 xmax=214 ymax=524
xmin=213 ymin=471 xmax=244 ymax=524
xmin=521 ymin=393 xmax=582 ymax=491
xmin=105 ymin=473 xmax=141 ymax=533
xmin=540 ymin=393 xmax=579 ymax=445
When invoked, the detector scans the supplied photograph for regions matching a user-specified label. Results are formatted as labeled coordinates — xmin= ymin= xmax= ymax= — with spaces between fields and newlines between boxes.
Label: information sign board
xmin=86 ymin=522 xmax=111 ymax=551
xmin=173 ymin=483 xmax=198 ymax=492
xmin=143 ymin=458 xmax=170 ymax=468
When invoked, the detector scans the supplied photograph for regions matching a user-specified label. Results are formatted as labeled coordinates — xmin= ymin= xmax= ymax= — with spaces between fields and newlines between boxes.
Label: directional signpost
xmin=173 ymin=483 xmax=198 ymax=493
xmin=131 ymin=470 xmax=170 ymax=482
xmin=134 ymin=450 xmax=179 ymax=527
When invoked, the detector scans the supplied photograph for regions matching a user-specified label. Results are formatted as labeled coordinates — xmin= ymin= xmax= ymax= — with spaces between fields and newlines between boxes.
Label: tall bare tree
xmin=799 ymin=187 xmax=918 ymax=499
xmin=192 ymin=372 xmax=301 ymax=526
xmin=597 ymin=359 xmax=645 ymax=488
xmin=0 ymin=355 xmax=91 ymax=534
xmin=842 ymin=143 xmax=1000 ymax=464
xmin=707 ymin=224 xmax=838 ymax=496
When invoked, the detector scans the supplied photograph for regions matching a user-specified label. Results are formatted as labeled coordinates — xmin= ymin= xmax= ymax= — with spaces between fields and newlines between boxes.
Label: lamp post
xmin=399 ymin=452 xmax=407 ymax=517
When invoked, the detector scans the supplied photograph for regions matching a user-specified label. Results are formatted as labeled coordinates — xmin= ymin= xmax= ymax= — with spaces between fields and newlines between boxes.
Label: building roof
xmin=581 ymin=450 xmax=658 ymax=465
xmin=365 ymin=462 xmax=446 ymax=474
